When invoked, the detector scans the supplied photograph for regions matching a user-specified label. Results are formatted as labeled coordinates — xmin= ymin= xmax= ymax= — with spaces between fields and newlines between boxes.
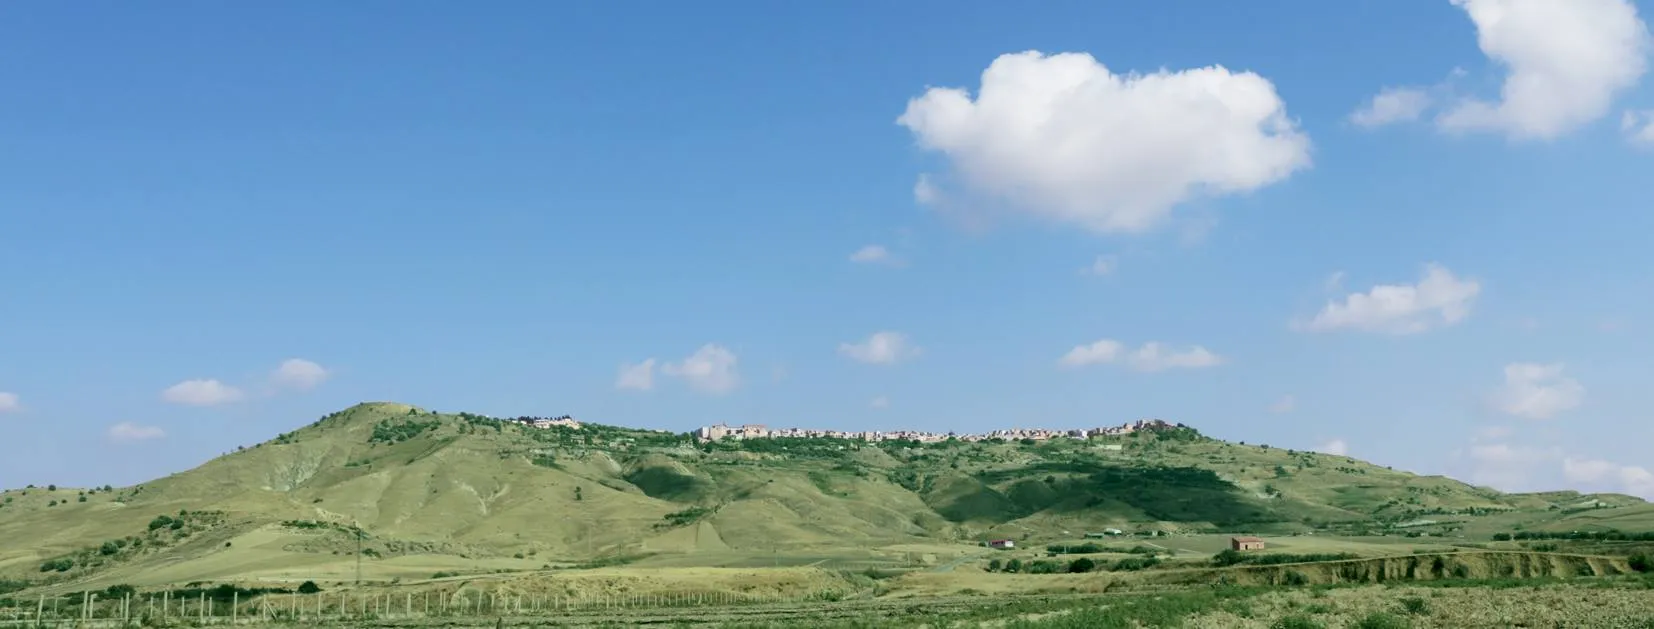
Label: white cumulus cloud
xmin=161 ymin=379 xmax=245 ymax=407
xmin=1350 ymin=87 xmax=1434 ymax=127
xmin=1623 ymin=109 xmax=1654 ymax=146
xmin=107 ymin=422 xmax=165 ymax=442
xmin=898 ymin=50 xmax=1311 ymax=234
xmin=839 ymin=332 xmax=921 ymax=365
xmin=615 ymin=359 xmax=656 ymax=392
xmin=1437 ymin=0 xmax=1651 ymax=140
xmin=1623 ymin=466 xmax=1654 ymax=498
xmin=1314 ymin=439 xmax=1349 ymax=456
xmin=1491 ymin=363 xmax=1584 ymax=419
xmin=1563 ymin=457 xmax=1654 ymax=499
xmin=1562 ymin=457 xmax=1619 ymax=483
xmin=1468 ymin=442 xmax=1561 ymax=490
xmin=271 ymin=359 xmax=329 ymax=390
xmin=849 ymin=245 xmax=895 ymax=265
xmin=662 ymin=344 xmax=741 ymax=395
xmin=0 ymin=392 xmax=18 ymax=413
xmin=913 ymin=173 xmax=940 ymax=205
xmin=1300 ymin=264 xmax=1480 ymax=335
xmin=1059 ymin=339 xmax=1223 ymax=372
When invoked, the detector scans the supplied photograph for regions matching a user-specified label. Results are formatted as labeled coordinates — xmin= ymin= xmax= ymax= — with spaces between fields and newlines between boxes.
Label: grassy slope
xmin=0 ymin=402 xmax=1645 ymax=591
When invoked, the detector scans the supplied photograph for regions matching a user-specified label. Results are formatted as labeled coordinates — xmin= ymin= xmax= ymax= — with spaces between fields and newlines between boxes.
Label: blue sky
xmin=2 ymin=0 xmax=1651 ymax=497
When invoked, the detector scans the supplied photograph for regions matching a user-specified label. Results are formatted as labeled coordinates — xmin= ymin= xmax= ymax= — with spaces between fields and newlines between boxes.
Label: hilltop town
xmin=497 ymin=413 xmax=1190 ymax=445
xmin=692 ymin=418 xmax=1188 ymax=443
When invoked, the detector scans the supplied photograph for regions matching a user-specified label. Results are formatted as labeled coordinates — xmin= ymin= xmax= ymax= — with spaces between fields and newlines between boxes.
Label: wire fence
xmin=0 ymin=587 xmax=857 ymax=627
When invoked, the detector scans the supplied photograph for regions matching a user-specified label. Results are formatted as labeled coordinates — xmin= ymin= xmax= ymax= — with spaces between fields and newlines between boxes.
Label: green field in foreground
xmin=3 ymin=576 xmax=1651 ymax=627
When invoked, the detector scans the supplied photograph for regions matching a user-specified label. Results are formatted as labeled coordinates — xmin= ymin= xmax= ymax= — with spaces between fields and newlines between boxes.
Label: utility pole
xmin=354 ymin=520 xmax=363 ymax=585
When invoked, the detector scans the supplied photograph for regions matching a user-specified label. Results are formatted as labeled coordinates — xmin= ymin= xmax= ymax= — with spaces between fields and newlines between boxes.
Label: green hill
xmin=0 ymin=402 xmax=1644 ymax=593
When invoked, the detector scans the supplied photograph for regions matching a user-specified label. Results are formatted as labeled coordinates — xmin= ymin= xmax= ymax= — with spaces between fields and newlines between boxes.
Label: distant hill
xmin=0 ymin=402 xmax=1643 ymax=591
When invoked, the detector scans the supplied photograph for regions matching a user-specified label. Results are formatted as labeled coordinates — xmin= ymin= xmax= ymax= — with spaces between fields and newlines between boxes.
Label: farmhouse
xmin=1230 ymin=536 xmax=1266 ymax=551
xmin=988 ymin=539 xmax=1015 ymax=549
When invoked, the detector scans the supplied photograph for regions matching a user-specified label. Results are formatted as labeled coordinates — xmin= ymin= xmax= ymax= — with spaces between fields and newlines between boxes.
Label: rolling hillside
xmin=0 ymin=402 xmax=1643 ymax=592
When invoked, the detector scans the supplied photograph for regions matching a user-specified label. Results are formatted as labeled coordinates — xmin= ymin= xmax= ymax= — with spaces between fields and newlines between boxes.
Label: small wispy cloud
xmin=108 ymin=422 xmax=166 ymax=443
xmin=161 ymin=379 xmax=245 ymax=407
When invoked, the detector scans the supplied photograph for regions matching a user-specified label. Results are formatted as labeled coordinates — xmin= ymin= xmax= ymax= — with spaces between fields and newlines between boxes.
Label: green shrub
xmin=369 ymin=418 xmax=441 ymax=444
xmin=659 ymin=506 xmax=713 ymax=528
xmin=1272 ymin=614 xmax=1325 ymax=629
xmin=1491 ymin=533 xmax=1511 ymax=541
xmin=99 ymin=541 xmax=119 ymax=556
xmin=987 ymin=559 xmax=1002 ymax=572
xmin=1630 ymin=553 xmax=1652 ymax=573
xmin=1213 ymin=549 xmax=1246 ymax=566
xmin=1283 ymin=570 xmax=1310 ymax=586
xmin=1026 ymin=560 xmax=1064 ymax=574
xmin=530 ymin=454 xmax=560 ymax=469
xmin=297 ymin=581 xmax=322 ymax=594
xmin=38 ymin=558 xmax=73 ymax=573
xmin=1068 ymin=557 xmax=1097 ymax=573
xmin=1111 ymin=556 xmax=1160 ymax=571
xmin=1353 ymin=611 xmax=1412 ymax=629
xmin=1399 ymin=596 xmax=1429 ymax=615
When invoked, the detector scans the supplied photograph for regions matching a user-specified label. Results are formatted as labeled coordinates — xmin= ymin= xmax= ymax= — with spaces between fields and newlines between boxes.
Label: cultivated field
xmin=5 ymin=577 xmax=1652 ymax=627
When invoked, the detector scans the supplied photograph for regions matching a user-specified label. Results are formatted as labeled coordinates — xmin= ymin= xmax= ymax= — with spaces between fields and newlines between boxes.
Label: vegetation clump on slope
xmin=37 ymin=510 xmax=224 ymax=576
xmin=369 ymin=418 xmax=442 ymax=444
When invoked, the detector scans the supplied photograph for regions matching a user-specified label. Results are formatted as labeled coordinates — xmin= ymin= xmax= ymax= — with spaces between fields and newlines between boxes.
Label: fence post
xmin=232 ymin=591 xmax=238 ymax=624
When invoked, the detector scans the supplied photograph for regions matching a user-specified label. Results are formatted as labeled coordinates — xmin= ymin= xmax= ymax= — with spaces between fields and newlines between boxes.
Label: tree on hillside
xmin=1628 ymin=553 xmax=1651 ymax=573
xmin=298 ymin=581 xmax=322 ymax=594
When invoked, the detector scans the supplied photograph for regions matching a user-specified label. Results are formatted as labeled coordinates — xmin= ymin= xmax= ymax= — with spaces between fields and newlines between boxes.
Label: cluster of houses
xmin=985 ymin=535 xmax=1267 ymax=552
xmin=692 ymin=418 xmax=1186 ymax=444
xmin=506 ymin=415 xmax=583 ymax=430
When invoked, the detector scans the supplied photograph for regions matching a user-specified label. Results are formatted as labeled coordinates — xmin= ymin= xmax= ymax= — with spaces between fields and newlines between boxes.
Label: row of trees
xmin=1493 ymin=530 xmax=1654 ymax=542
xmin=986 ymin=555 xmax=1158 ymax=574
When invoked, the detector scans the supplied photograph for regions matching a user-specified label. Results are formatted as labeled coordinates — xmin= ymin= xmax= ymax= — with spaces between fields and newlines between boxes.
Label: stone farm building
xmin=1230 ymin=536 xmax=1266 ymax=551
xmin=988 ymin=539 xmax=1015 ymax=549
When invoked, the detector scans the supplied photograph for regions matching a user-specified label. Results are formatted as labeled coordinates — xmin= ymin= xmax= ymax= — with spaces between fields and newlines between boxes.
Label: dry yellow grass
xmin=1184 ymin=584 xmax=1654 ymax=628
